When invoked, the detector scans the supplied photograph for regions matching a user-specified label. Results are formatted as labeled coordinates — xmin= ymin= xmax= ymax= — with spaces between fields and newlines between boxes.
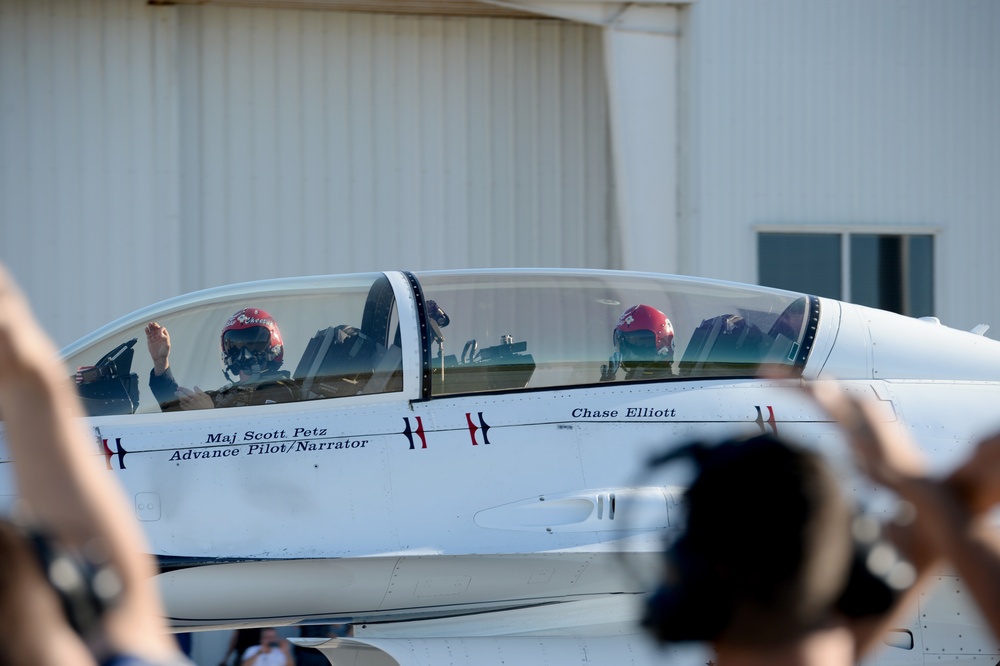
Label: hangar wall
xmin=678 ymin=0 xmax=1000 ymax=332
xmin=0 ymin=0 xmax=613 ymax=347
xmin=0 ymin=0 xmax=183 ymax=347
xmin=3 ymin=0 xmax=1000 ymax=343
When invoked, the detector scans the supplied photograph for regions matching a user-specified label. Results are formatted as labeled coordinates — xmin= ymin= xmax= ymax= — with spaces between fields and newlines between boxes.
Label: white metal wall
xmin=679 ymin=0 xmax=1000 ymax=331
xmin=7 ymin=0 xmax=1000 ymax=343
xmin=0 ymin=0 xmax=612 ymax=347
xmin=178 ymin=6 xmax=612 ymax=288
xmin=0 ymin=0 xmax=182 ymax=347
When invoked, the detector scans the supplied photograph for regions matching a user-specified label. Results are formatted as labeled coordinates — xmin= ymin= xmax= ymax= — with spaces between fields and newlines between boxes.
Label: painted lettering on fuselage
xmin=293 ymin=439 xmax=366 ymax=452
xmin=570 ymin=407 xmax=678 ymax=419
xmin=624 ymin=407 xmax=677 ymax=419
xmin=167 ymin=427 xmax=366 ymax=465
xmin=571 ymin=408 xmax=619 ymax=419
xmin=169 ymin=448 xmax=240 ymax=461
xmin=204 ymin=427 xmax=330 ymax=445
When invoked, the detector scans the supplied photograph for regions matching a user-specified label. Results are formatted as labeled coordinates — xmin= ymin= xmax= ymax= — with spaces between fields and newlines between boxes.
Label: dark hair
xmin=644 ymin=434 xmax=854 ymax=647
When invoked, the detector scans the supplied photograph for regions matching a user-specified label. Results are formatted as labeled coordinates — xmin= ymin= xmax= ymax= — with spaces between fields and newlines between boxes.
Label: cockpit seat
xmin=75 ymin=338 xmax=141 ymax=416
xmin=294 ymin=325 xmax=378 ymax=398
xmin=359 ymin=343 xmax=403 ymax=395
xmin=678 ymin=314 xmax=764 ymax=377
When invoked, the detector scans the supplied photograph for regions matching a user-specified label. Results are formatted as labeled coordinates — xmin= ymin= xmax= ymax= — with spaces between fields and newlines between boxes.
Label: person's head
xmin=221 ymin=308 xmax=284 ymax=379
xmin=260 ymin=627 xmax=280 ymax=647
xmin=643 ymin=434 xmax=860 ymax=649
xmin=614 ymin=304 xmax=675 ymax=370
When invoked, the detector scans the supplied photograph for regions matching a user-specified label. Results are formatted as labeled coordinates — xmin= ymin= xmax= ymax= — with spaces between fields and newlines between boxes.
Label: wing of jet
xmin=2 ymin=268 xmax=999 ymax=665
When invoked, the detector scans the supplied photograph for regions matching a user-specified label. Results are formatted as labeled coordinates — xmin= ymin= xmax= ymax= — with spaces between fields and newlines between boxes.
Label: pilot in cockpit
xmin=145 ymin=308 xmax=297 ymax=410
xmin=600 ymin=304 xmax=675 ymax=382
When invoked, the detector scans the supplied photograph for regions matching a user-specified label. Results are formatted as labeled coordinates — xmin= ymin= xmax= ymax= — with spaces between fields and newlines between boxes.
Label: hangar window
xmin=757 ymin=231 xmax=934 ymax=318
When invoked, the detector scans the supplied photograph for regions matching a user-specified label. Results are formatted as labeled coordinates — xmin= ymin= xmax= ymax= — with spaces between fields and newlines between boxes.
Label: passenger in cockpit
xmin=600 ymin=304 xmax=675 ymax=382
xmin=146 ymin=308 xmax=296 ymax=410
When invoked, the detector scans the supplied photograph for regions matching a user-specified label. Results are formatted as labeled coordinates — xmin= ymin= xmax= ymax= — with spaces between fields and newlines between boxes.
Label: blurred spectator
xmin=642 ymin=380 xmax=1000 ymax=664
xmin=240 ymin=627 xmax=292 ymax=666
xmin=219 ymin=628 xmax=261 ymax=666
xmin=0 ymin=263 xmax=192 ymax=665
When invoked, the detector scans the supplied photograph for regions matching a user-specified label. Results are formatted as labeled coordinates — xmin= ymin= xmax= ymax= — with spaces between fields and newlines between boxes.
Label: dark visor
xmin=223 ymin=327 xmax=271 ymax=353
xmin=615 ymin=329 xmax=657 ymax=352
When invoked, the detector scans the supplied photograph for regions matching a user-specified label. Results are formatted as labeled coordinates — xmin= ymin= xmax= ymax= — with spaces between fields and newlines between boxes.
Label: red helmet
xmin=221 ymin=307 xmax=284 ymax=376
xmin=614 ymin=304 xmax=675 ymax=367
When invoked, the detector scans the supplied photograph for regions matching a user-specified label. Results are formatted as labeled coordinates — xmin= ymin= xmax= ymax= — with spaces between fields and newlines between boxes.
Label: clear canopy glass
xmin=415 ymin=270 xmax=814 ymax=397
xmin=62 ymin=270 xmax=815 ymax=415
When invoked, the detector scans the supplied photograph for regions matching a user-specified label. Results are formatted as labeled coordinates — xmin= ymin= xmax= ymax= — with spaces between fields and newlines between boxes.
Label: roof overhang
xmin=150 ymin=0 xmax=693 ymax=22
xmin=149 ymin=0 xmax=544 ymax=18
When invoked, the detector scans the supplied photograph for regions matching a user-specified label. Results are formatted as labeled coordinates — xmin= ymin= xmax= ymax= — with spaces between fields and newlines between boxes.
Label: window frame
xmin=755 ymin=225 xmax=939 ymax=316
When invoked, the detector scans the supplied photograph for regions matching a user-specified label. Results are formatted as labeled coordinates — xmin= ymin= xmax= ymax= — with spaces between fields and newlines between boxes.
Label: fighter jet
xmin=2 ymin=268 xmax=998 ymax=665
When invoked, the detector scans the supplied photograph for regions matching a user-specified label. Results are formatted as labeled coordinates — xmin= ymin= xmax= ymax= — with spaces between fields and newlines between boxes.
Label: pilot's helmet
xmin=614 ymin=304 xmax=675 ymax=368
xmin=221 ymin=307 xmax=284 ymax=377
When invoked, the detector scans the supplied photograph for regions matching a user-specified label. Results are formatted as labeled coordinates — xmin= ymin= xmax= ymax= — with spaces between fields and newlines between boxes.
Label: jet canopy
xmin=61 ymin=269 xmax=818 ymax=416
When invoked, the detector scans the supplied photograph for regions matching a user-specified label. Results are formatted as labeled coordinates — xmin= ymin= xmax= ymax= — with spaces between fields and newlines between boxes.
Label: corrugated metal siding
xmin=0 ymin=0 xmax=183 ymax=346
xmin=183 ymin=7 xmax=611 ymax=288
xmin=681 ymin=0 xmax=1000 ymax=331
xmin=0 ymin=0 xmax=611 ymax=346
